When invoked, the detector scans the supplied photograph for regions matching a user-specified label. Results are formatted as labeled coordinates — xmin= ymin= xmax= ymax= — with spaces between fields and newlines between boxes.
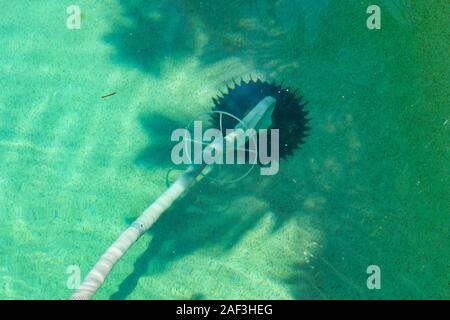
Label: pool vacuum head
xmin=211 ymin=78 xmax=311 ymax=158
xmin=72 ymin=77 xmax=311 ymax=300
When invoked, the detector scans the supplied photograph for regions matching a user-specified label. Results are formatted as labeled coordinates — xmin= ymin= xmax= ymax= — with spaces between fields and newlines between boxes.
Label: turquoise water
xmin=0 ymin=1 xmax=448 ymax=299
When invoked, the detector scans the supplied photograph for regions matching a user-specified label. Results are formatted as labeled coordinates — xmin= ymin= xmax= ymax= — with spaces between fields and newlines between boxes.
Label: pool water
xmin=0 ymin=0 xmax=448 ymax=299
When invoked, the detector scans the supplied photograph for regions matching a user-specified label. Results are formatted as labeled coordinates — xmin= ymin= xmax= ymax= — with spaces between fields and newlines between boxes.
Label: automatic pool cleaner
xmin=71 ymin=77 xmax=310 ymax=299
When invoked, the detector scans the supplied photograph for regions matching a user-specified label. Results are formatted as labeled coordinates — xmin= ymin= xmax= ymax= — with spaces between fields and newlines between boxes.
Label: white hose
xmin=71 ymin=96 xmax=276 ymax=300
xmin=71 ymin=164 xmax=205 ymax=300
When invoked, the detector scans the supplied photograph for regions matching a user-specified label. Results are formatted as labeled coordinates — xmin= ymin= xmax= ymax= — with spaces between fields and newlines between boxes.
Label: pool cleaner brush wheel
xmin=211 ymin=78 xmax=311 ymax=157
xmin=71 ymin=78 xmax=310 ymax=300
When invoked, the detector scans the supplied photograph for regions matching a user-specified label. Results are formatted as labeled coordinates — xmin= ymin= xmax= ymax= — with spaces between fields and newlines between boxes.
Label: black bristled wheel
xmin=210 ymin=77 xmax=311 ymax=159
